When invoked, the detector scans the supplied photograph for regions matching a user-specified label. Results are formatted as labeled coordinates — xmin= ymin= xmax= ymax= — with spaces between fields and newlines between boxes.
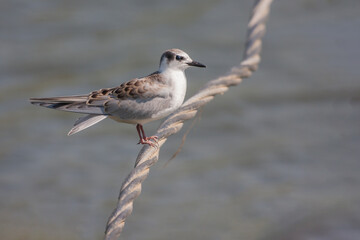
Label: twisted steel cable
xmin=104 ymin=0 xmax=274 ymax=239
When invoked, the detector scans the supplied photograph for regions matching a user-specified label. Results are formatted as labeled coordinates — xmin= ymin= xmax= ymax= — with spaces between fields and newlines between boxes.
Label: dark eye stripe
xmin=160 ymin=51 xmax=175 ymax=65
xmin=176 ymin=55 xmax=184 ymax=61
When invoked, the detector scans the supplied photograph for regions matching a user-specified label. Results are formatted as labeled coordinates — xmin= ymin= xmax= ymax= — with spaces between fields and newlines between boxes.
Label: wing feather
xmin=29 ymin=72 xmax=169 ymax=116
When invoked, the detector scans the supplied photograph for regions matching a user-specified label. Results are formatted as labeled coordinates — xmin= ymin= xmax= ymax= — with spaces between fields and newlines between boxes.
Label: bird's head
xmin=159 ymin=48 xmax=206 ymax=72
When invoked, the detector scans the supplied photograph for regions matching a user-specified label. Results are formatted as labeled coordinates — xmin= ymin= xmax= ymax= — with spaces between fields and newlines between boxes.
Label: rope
xmin=104 ymin=0 xmax=274 ymax=239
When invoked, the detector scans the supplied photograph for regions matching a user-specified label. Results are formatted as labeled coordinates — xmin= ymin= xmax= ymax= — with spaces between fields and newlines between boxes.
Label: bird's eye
xmin=176 ymin=55 xmax=184 ymax=61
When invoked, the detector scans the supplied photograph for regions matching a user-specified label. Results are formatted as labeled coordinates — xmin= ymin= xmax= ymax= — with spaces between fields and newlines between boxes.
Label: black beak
xmin=187 ymin=61 xmax=206 ymax=68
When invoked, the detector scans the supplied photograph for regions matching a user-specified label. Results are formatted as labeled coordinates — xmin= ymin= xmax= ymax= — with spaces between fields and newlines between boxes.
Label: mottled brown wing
xmin=85 ymin=74 xmax=169 ymax=114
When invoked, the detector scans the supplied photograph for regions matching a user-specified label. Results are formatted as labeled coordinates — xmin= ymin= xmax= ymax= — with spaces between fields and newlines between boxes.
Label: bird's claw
xmin=137 ymin=136 xmax=159 ymax=148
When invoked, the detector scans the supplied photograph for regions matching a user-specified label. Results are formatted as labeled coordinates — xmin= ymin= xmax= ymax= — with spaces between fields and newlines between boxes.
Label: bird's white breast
xmin=151 ymin=69 xmax=187 ymax=120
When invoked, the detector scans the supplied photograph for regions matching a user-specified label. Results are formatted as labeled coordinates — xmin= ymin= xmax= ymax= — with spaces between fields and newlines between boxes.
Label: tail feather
xmin=68 ymin=114 xmax=108 ymax=136
xmin=30 ymin=95 xmax=88 ymax=103
xmin=29 ymin=95 xmax=105 ymax=114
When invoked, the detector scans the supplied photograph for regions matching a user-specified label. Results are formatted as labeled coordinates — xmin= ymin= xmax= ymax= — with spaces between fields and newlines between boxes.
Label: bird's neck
xmin=160 ymin=68 xmax=186 ymax=84
xmin=159 ymin=67 xmax=187 ymax=107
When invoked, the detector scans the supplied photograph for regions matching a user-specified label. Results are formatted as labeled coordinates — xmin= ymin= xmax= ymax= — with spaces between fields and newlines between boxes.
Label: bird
xmin=29 ymin=48 xmax=206 ymax=147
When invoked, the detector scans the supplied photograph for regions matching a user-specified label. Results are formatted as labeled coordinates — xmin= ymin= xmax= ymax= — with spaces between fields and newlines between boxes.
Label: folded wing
xmin=29 ymin=73 xmax=169 ymax=134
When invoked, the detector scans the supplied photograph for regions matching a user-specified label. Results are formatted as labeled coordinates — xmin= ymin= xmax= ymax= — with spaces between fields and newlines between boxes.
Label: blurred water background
xmin=1 ymin=0 xmax=360 ymax=239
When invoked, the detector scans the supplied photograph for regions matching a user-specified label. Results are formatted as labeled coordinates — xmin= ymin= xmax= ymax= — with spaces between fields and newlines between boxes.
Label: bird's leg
xmin=136 ymin=124 xmax=158 ymax=147
xmin=139 ymin=124 xmax=158 ymax=142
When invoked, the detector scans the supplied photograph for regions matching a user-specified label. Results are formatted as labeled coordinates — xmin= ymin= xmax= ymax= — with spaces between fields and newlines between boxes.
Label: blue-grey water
xmin=1 ymin=0 xmax=360 ymax=239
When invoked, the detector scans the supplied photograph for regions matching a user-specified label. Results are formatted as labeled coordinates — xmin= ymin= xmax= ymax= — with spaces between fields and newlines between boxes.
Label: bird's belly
xmin=149 ymin=97 xmax=182 ymax=120
xmin=108 ymin=96 xmax=179 ymax=125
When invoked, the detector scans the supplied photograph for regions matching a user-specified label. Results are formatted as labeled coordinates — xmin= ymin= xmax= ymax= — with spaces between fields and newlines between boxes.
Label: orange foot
xmin=138 ymin=136 xmax=159 ymax=147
